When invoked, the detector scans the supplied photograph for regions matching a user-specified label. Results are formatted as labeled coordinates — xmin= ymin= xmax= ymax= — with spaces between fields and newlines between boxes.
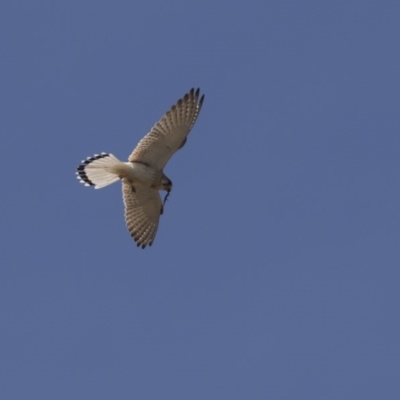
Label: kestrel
xmin=76 ymin=88 xmax=204 ymax=248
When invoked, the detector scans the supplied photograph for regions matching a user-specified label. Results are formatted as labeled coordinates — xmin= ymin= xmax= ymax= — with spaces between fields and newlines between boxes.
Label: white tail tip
xmin=76 ymin=153 xmax=122 ymax=189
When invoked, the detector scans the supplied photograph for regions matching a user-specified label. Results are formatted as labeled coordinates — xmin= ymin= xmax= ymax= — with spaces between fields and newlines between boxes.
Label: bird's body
xmin=76 ymin=88 xmax=204 ymax=248
xmin=112 ymin=161 xmax=166 ymax=189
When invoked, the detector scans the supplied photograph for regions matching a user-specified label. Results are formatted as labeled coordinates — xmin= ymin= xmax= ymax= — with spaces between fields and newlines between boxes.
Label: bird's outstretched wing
xmin=122 ymin=179 xmax=163 ymax=249
xmin=129 ymin=88 xmax=204 ymax=169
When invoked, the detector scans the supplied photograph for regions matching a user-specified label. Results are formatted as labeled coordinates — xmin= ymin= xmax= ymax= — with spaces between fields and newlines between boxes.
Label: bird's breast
xmin=125 ymin=162 xmax=162 ymax=187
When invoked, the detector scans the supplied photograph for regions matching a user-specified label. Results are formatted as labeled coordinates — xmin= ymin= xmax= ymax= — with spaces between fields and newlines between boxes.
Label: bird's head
xmin=161 ymin=175 xmax=173 ymax=193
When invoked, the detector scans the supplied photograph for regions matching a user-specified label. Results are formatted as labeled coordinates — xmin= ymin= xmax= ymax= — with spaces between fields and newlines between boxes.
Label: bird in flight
xmin=76 ymin=88 xmax=205 ymax=248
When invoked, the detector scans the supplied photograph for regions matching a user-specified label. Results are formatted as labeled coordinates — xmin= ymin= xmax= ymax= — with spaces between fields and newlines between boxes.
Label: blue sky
xmin=1 ymin=1 xmax=399 ymax=399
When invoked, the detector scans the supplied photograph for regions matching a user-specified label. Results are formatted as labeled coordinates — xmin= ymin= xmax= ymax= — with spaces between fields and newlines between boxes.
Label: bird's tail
xmin=76 ymin=153 xmax=127 ymax=189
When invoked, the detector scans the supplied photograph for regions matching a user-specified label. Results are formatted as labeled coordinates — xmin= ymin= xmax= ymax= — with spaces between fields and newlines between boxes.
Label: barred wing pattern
xmin=129 ymin=88 xmax=204 ymax=169
xmin=122 ymin=179 xmax=163 ymax=248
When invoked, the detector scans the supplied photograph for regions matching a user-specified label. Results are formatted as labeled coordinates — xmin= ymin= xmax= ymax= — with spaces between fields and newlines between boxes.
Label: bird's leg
xmin=160 ymin=190 xmax=171 ymax=216
xmin=163 ymin=190 xmax=171 ymax=206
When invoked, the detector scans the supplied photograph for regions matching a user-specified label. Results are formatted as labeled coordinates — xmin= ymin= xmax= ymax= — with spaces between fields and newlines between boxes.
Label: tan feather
xmin=129 ymin=88 xmax=204 ymax=169
xmin=122 ymin=179 xmax=162 ymax=248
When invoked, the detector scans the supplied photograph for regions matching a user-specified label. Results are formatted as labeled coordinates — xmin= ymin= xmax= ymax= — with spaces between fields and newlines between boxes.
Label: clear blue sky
xmin=1 ymin=1 xmax=399 ymax=399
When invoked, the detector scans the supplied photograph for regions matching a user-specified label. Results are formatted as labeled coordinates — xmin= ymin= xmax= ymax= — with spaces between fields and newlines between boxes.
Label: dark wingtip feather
xmin=199 ymin=94 xmax=205 ymax=107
